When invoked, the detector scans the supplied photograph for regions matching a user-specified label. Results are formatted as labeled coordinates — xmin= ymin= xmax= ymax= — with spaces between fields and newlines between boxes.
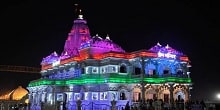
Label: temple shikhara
xmin=27 ymin=8 xmax=192 ymax=110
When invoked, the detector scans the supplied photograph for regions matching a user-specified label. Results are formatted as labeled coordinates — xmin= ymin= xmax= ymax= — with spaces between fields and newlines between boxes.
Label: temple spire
xmin=63 ymin=2 xmax=91 ymax=57
xmin=166 ymin=44 xmax=169 ymax=48
xmin=78 ymin=9 xmax=83 ymax=19
xmin=106 ymin=34 xmax=110 ymax=40
xmin=157 ymin=42 xmax=162 ymax=46
xmin=74 ymin=3 xmax=83 ymax=19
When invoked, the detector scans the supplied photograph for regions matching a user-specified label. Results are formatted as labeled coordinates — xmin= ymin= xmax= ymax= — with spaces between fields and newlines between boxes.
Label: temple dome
xmin=41 ymin=51 xmax=60 ymax=65
xmin=11 ymin=86 xmax=28 ymax=100
xmin=148 ymin=42 xmax=183 ymax=55
xmin=79 ymin=35 xmax=125 ymax=54
xmin=0 ymin=86 xmax=28 ymax=100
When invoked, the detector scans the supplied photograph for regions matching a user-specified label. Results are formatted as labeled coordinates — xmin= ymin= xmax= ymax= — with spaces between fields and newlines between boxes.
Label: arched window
xmin=163 ymin=69 xmax=169 ymax=74
xmin=153 ymin=70 xmax=156 ymax=75
xmin=81 ymin=68 xmax=85 ymax=74
xmin=101 ymin=68 xmax=105 ymax=73
xmin=86 ymin=67 xmax=92 ymax=74
xmin=175 ymin=91 xmax=185 ymax=101
xmin=120 ymin=65 xmax=127 ymax=73
xmin=112 ymin=66 xmax=117 ymax=73
xmin=92 ymin=67 xmax=98 ymax=73
xmin=133 ymin=92 xmax=141 ymax=102
xmin=134 ymin=67 xmax=141 ymax=75
xmin=177 ymin=69 xmax=183 ymax=75
xmin=148 ymin=69 xmax=156 ymax=76
xmin=146 ymin=64 xmax=157 ymax=76
xmin=120 ymin=92 xmax=126 ymax=100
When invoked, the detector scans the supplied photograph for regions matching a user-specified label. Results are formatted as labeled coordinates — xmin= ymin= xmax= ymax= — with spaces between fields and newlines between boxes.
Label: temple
xmin=27 ymin=8 xmax=192 ymax=110
xmin=0 ymin=86 xmax=29 ymax=110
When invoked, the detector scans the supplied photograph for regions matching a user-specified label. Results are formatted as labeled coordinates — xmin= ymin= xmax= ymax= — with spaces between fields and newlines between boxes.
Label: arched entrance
xmin=158 ymin=89 xmax=170 ymax=103
xmin=133 ymin=87 xmax=141 ymax=102
xmin=173 ymin=85 xmax=188 ymax=102
xmin=145 ymin=89 xmax=157 ymax=100
xmin=175 ymin=91 xmax=185 ymax=101
xmin=118 ymin=85 xmax=129 ymax=100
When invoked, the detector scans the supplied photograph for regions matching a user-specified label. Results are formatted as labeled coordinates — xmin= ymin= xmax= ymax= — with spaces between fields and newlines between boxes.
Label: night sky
xmin=0 ymin=0 xmax=219 ymax=100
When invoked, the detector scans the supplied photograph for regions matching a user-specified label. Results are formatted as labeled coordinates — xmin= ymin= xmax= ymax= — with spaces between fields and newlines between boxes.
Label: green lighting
xmin=28 ymin=74 xmax=191 ymax=87
xmin=144 ymin=77 xmax=191 ymax=83
xmin=55 ymin=80 xmax=65 ymax=85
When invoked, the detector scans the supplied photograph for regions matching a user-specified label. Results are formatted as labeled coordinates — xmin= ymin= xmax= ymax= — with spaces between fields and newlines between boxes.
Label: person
xmin=200 ymin=100 xmax=206 ymax=110
xmin=76 ymin=99 xmax=81 ymax=110
xmin=125 ymin=101 xmax=130 ymax=110
xmin=111 ymin=100 xmax=116 ymax=110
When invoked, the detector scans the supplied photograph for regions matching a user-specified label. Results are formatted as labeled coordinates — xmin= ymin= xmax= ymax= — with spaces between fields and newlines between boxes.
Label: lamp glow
xmin=217 ymin=93 xmax=220 ymax=99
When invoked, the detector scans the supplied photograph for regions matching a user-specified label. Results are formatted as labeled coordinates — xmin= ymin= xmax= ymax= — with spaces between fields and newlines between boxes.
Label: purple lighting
xmin=41 ymin=51 xmax=60 ymax=65
xmin=28 ymin=7 xmax=193 ymax=110
xmin=60 ymin=51 xmax=71 ymax=60
xmin=63 ymin=13 xmax=91 ymax=57
xmin=80 ymin=35 xmax=125 ymax=54
xmin=149 ymin=43 xmax=183 ymax=56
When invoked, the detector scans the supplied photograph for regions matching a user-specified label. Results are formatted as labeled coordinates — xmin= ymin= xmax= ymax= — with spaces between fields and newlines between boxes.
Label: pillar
xmin=140 ymin=57 xmax=146 ymax=104
xmin=169 ymin=83 xmax=174 ymax=108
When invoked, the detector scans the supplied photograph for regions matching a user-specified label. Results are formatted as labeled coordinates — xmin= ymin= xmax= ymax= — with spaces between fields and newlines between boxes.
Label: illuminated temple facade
xmin=27 ymin=12 xmax=192 ymax=110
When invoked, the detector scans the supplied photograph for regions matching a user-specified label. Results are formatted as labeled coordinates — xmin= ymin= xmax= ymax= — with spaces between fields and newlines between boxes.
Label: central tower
xmin=63 ymin=8 xmax=91 ymax=56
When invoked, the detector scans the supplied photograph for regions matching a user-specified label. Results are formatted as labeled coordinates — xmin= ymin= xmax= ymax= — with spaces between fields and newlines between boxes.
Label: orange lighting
xmin=179 ymin=56 xmax=189 ymax=62
xmin=41 ymin=50 xmax=189 ymax=71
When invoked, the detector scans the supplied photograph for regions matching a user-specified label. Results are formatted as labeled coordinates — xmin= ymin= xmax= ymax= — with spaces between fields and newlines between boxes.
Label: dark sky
xmin=0 ymin=0 xmax=220 ymax=100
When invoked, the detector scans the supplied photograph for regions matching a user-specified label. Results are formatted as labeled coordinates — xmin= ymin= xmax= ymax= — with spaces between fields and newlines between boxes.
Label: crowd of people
xmin=121 ymin=98 xmax=215 ymax=110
